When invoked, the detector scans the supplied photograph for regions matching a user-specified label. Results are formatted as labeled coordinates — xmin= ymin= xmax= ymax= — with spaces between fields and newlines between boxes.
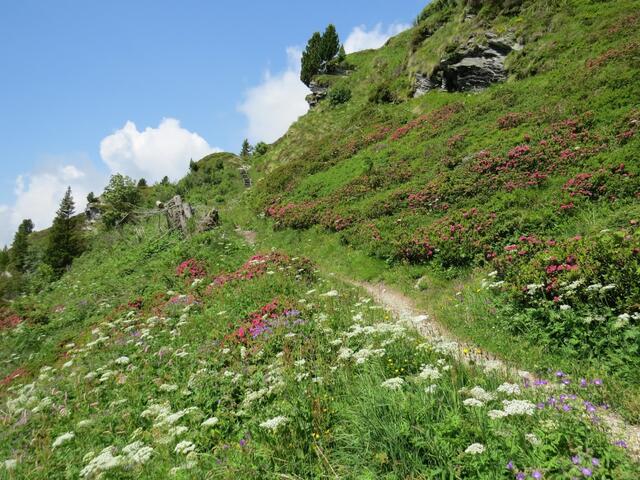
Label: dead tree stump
xmin=165 ymin=195 xmax=193 ymax=233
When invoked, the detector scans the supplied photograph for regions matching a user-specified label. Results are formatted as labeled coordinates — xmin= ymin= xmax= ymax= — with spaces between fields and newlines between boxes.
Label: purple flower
xmin=555 ymin=370 xmax=565 ymax=377
xmin=571 ymin=455 xmax=581 ymax=465
xmin=592 ymin=378 xmax=602 ymax=386
xmin=580 ymin=378 xmax=587 ymax=387
xmin=591 ymin=458 xmax=599 ymax=467
xmin=562 ymin=379 xmax=571 ymax=385
xmin=239 ymin=438 xmax=247 ymax=447
xmin=516 ymin=473 xmax=526 ymax=480
xmin=614 ymin=440 xmax=628 ymax=448
xmin=506 ymin=461 xmax=514 ymax=470
xmin=581 ymin=467 xmax=592 ymax=477
xmin=532 ymin=470 xmax=543 ymax=479
xmin=562 ymin=404 xmax=572 ymax=412
xmin=537 ymin=402 xmax=546 ymax=409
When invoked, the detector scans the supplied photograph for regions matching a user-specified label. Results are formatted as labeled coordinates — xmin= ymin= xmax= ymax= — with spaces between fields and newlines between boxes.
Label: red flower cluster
xmin=0 ymin=313 xmax=23 ymax=331
xmin=233 ymin=299 xmax=281 ymax=343
xmin=545 ymin=255 xmax=579 ymax=275
xmin=176 ymin=259 xmax=207 ymax=280
xmin=210 ymin=253 xmax=307 ymax=289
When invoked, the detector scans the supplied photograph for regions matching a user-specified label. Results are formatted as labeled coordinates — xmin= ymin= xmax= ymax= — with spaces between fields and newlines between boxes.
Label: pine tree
xmin=10 ymin=219 xmax=34 ymax=273
xmin=189 ymin=159 xmax=199 ymax=172
xmin=301 ymin=32 xmax=323 ymax=86
xmin=240 ymin=139 xmax=252 ymax=158
xmin=137 ymin=178 xmax=148 ymax=187
xmin=319 ymin=24 xmax=340 ymax=72
xmin=87 ymin=191 xmax=97 ymax=203
xmin=301 ymin=26 xmax=341 ymax=85
xmin=160 ymin=176 xmax=170 ymax=186
xmin=45 ymin=187 xmax=83 ymax=274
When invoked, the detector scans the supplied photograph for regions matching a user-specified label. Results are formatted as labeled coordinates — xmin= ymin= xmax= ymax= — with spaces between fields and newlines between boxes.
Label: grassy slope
xmin=1 ymin=220 xmax=638 ymax=478
xmin=2 ymin=0 xmax=640 ymax=477
xmin=241 ymin=0 xmax=640 ymax=418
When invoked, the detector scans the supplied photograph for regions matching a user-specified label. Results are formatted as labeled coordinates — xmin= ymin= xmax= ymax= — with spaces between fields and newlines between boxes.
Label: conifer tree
xmin=301 ymin=26 xmax=342 ymax=85
xmin=10 ymin=219 xmax=34 ymax=273
xmin=319 ymin=24 xmax=340 ymax=71
xmin=301 ymin=32 xmax=323 ymax=86
xmin=137 ymin=178 xmax=148 ymax=187
xmin=45 ymin=187 xmax=83 ymax=274
xmin=240 ymin=139 xmax=252 ymax=158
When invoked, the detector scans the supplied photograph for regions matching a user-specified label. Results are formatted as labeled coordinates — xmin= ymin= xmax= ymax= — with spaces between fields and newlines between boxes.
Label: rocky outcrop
xmin=85 ymin=202 xmax=102 ymax=223
xmin=414 ymin=32 xmax=522 ymax=97
xmin=305 ymin=81 xmax=328 ymax=108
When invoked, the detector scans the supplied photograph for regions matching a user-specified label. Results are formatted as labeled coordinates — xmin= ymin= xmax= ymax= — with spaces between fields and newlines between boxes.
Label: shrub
xmin=328 ymin=86 xmax=352 ymax=106
xmin=369 ymin=83 xmax=396 ymax=104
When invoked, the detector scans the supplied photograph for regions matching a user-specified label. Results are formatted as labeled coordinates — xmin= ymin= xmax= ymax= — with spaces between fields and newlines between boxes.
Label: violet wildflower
xmin=532 ymin=470 xmax=543 ymax=479
xmin=556 ymin=370 xmax=565 ymax=378
xmin=591 ymin=458 xmax=599 ymax=467
xmin=562 ymin=404 xmax=571 ymax=412
xmin=516 ymin=473 xmax=526 ymax=480
xmin=506 ymin=461 xmax=514 ymax=470
xmin=580 ymin=378 xmax=587 ymax=387
xmin=581 ymin=467 xmax=592 ymax=476
xmin=571 ymin=455 xmax=581 ymax=465
xmin=614 ymin=440 xmax=628 ymax=448
xmin=592 ymin=379 xmax=602 ymax=386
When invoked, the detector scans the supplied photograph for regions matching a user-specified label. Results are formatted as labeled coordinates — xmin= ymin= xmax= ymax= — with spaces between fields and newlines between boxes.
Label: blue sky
xmin=0 ymin=0 xmax=427 ymax=245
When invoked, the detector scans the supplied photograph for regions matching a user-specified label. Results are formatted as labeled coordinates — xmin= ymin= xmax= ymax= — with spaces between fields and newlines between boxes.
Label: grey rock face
xmin=413 ymin=32 xmax=522 ymax=97
xmin=305 ymin=81 xmax=328 ymax=108
xmin=85 ymin=203 xmax=102 ymax=223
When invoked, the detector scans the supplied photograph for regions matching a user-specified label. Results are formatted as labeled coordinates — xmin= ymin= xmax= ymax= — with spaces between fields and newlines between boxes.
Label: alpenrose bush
xmin=487 ymin=227 xmax=640 ymax=374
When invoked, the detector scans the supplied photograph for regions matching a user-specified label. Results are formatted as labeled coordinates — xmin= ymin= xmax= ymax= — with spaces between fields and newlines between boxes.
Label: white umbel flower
xmin=381 ymin=377 xmax=405 ymax=390
xmin=463 ymin=398 xmax=485 ymax=408
xmin=52 ymin=432 xmax=75 ymax=449
xmin=465 ymin=443 xmax=485 ymax=455
xmin=201 ymin=417 xmax=219 ymax=427
xmin=496 ymin=383 xmax=521 ymax=396
xmin=174 ymin=441 xmax=195 ymax=455
xmin=259 ymin=415 xmax=289 ymax=431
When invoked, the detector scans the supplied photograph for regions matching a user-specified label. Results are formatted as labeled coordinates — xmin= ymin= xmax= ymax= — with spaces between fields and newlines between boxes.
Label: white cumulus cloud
xmin=344 ymin=23 xmax=411 ymax=54
xmin=0 ymin=159 xmax=105 ymax=247
xmin=238 ymin=47 xmax=310 ymax=143
xmin=100 ymin=118 xmax=219 ymax=183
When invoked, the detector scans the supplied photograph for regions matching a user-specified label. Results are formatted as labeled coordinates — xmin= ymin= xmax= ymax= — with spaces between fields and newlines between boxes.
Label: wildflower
xmin=381 ymin=377 xmax=405 ymax=390
xmin=417 ymin=364 xmax=441 ymax=381
xmin=52 ymin=431 xmax=75 ymax=448
xmin=503 ymin=399 xmax=536 ymax=416
xmin=79 ymin=447 xmax=123 ymax=478
xmin=260 ymin=415 xmax=289 ymax=431
xmin=516 ymin=473 xmax=526 ymax=480
xmin=532 ymin=471 xmax=543 ymax=479
xmin=464 ymin=443 xmax=485 ymax=455
xmin=506 ymin=461 xmax=514 ymax=470
xmin=3 ymin=459 xmax=17 ymax=471
xmin=526 ymin=433 xmax=541 ymax=445
xmin=463 ymin=398 xmax=485 ymax=408
xmin=320 ymin=290 xmax=339 ymax=297
xmin=424 ymin=384 xmax=438 ymax=394
xmin=174 ymin=441 xmax=196 ymax=455
xmin=581 ymin=467 xmax=592 ymax=476
xmin=488 ymin=410 xmax=508 ymax=419
xmin=496 ymin=383 xmax=521 ymax=395
xmin=159 ymin=384 xmax=178 ymax=392
xmin=114 ymin=356 xmax=130 ymax=365
xmin=468 ymin=386 xmax=495 ymax=402
xmin=614 ymin=440 xmax=628 ymax=448
xmin=201 ymin=417 xmax=219 ymax=427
